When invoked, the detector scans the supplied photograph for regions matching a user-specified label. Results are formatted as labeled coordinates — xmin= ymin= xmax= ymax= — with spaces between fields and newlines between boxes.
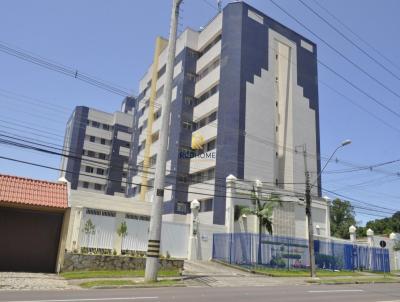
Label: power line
xmin=309 ymin=0 xmax=400 ymax=74
xmin=297 ymin=0 xmax=400 ymax=83
xmin=269 ymin=0 xmax=400 ymax=102
xmin=320 ymin=187 xmax=398 ymax=213
xmin=0 ymin=41 xmax=133 ymax=97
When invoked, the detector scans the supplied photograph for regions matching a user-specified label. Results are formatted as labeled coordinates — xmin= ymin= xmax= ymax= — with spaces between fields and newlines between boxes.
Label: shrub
xmin=315 ymin=254 xmax=342 ymax=270
xmin=281 ymin=254 xmax=302 ymax=260
xmin=270 ymin=256 xmax=286 ymax=268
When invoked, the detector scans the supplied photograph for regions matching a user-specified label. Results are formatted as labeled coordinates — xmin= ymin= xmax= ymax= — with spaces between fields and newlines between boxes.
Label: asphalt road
xmin=0 ymin=283 xmax=399 ymax=302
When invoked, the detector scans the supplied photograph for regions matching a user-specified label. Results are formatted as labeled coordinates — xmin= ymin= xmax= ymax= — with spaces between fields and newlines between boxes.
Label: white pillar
xmin=367 ymin=228 xmax=374 ymax=270
xmin=389 ymin=232 xmax=398 ymax=271
xmin=65 ymin=206 xmax=83 ymax=252
xmin=367 ymin=228 xmax=374 ymax=247
xmin=225 ymin=175 xmax=237 ymax=234
xmin=315 ymin=225 xmax=321 ymax=236
xmin=188 ymin=199 xmax=200 ymax=260
xmin=323 ymin=196 xmax=331 ymax=238
xmin=349 ymin=225 xmax=357 ymax=243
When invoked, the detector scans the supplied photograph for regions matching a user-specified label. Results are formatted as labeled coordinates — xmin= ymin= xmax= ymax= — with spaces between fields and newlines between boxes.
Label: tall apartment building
xmin=128 ymin=2 xmax=321 ymax=225
xmin=61 ymin=96 xmax=135 ymax=196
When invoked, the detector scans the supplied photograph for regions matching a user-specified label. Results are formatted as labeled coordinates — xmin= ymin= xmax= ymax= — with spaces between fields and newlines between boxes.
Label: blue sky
xmin=0 ymin=0 xmax=399 ymax=224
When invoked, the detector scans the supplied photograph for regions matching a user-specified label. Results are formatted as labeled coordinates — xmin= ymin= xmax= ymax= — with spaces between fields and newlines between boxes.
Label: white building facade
xmin=61 ymin=97 xmax=135 ymax=196
xmin=127 ymin=2 xmax=322 ymax=229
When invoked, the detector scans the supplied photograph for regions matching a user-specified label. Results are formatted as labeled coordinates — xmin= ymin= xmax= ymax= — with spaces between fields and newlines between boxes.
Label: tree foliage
xmin=117 ymin=221 xmax=128 ymax=238
xmin=365 ymin=211 xmax=400 ymax=236
xmin=234 ymin=189 xmax=281 ymax=235
xmin=83 ymin=219 xmax=96 ymax=235
xmin=330 ymin=198 xmax=356 ymax=239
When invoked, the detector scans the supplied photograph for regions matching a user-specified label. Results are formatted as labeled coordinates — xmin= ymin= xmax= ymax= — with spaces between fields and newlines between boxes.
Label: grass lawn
xmin=308 ymin=277 xmax=400 ymax=285
xmin=79 ymin=279 xmax=183 ymax=288
xmin=252 ymin=268 xmax=363 ymax=277
xmin=61 ymin=269 xmax=180 ymax=280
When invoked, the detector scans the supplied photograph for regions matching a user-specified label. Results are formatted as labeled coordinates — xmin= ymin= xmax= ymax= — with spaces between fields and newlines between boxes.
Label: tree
xmin=235 ymin=187 xmax=281 ymax=264
xmin=83 ymin=219 xmax=96 ymax=250
xmin=117 ymin=221 xmax=128 ymax=253
xmin=330 ymin=198 xmax=356 ymax=239
xmin=365 ymin=211 xmax=400 ymax=236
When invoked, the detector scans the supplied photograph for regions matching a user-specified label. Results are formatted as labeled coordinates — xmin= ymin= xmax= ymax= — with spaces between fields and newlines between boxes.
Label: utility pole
xmin=303 ymin=146 xmax=316 ymax=278
xmin=144 ymin=0 xmax=183 ymax=282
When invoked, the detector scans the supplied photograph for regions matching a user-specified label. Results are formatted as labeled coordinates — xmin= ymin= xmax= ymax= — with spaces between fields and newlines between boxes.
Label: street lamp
xmin=313 ymin=139 xmax=352 ymax=187
xmin=305 ymin=139 xmax=351 ymax=278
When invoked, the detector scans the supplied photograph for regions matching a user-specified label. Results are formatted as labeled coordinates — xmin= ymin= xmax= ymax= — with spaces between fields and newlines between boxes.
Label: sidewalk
xmin=0 ymin=272 xmax=81 ymax=291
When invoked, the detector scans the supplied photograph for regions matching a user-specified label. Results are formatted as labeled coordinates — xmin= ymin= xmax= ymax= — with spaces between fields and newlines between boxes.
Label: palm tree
xmin=236 ymin=187 xmax=280 ymax=265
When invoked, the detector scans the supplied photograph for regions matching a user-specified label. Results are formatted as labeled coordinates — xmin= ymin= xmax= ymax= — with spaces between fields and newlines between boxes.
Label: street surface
xmin=0 ymin=283 xmax=399 ymax=302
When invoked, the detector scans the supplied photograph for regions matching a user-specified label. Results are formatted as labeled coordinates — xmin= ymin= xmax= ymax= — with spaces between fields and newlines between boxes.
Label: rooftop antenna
xmin=217 ymin=0 xmax=222 ymax=12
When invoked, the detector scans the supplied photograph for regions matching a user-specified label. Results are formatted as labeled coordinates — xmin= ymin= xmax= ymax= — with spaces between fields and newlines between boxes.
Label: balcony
xmin=196 ymin=40 xmax=221 ymax=73
xmin=189 ymin=150 xmax=216 ymax=174
xmin=193 ymin=92 xmax=219 ymax=120
xmin=187 ymin=179 xmax=215 ymax=202
xmin=194 ymin=66 xmax=220 ymax=98
xmin=192 ymin=122 xmax=217 ymax=143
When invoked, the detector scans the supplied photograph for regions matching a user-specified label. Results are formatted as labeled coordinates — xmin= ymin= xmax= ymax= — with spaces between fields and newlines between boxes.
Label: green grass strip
xmin=61 ymin=269 xmax=180 ymax=279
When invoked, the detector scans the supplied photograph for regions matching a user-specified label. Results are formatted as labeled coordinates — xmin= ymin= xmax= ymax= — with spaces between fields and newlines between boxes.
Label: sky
xmin=0 ymin=0 xmax=399 ymax=225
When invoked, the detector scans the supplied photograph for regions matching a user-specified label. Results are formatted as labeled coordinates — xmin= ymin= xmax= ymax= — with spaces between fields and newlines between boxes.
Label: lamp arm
xmin=312 ymin=145 xmax=342 ymax=186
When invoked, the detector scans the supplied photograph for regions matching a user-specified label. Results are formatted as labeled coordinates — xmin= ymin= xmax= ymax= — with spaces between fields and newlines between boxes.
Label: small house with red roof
xmin=0 ymin=174 xmax=69 ymax=273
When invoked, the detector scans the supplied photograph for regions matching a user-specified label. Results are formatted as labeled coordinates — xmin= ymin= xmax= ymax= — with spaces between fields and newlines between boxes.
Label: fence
xmin=78 ymin=210 xmax=189 ymax=258
xmin=212 ymin=233 xmax=390 ymax=272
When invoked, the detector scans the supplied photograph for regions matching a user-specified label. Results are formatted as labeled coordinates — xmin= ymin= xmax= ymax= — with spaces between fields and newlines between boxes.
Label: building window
xmin=87 ymin=150 xmax=95 ymax=157
xmin=156 ymin=86 xmax=164 ymax=99
xmin=149 ymin=154 xmax=157 ymax=167
xmin=100 ymin=138 xmax=106 ymax=145
xmin=102 ymin=124 xmax=110 ymax=131
xmin=200 ymin=199 xmax=213 ymax=212
xmin=184 ymin=96 xmax=197 ymax=106
xmin=157 ymin=65 xmax=166 ymax=78
xmin=189 ymin=167 xmax=215 ymax=184
xmin=154 ymin=109 xmax=162 ymax=120
xmin=196 ymin=84 xmax=219 ymax=106
xmin=176 ymin=202 xmax=187 ymax=214
xmin=96 ymin=168 xmax=104 ymax=175
xmin=90 ymin=136 xmax=95 ymax=142
xmin=85 ymin=166 xmax=94 ymax=173
xmin=196 ymin=57 xmax=220 ymax=82
xmin=182 ymin=121 xmax=193 ymax=130
xmin=194 ymin=138 xmax=216 ymax=156
xmin=99 ymin=153 xmax=106 ymax=160
xmin=94 ymin=183 xmax=102 ymax=191
xmin=83 ymin=181 xmax=89 ymax=188
xmin=151 ymin=132 xmax=159 ymax=143
xmin=147 ymin=178 xmax=154 ymax=188
xmin=92 ymin=121 xmax=100 ymax=128
xmin=192 ymin=111 xmax=217 ymax=131
xmin=198 ymin=34 xmax=221 ymax=58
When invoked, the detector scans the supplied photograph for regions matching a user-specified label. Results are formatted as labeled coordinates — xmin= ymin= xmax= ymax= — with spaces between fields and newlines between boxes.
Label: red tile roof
xmin=0 ymin=174 xmax=68 ymax=209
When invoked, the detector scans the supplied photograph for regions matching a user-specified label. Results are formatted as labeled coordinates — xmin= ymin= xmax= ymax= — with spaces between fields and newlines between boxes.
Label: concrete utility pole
xmin=303 ymin=146 xmax=316 ymax=278
xmin=302 ymin=140 xmax=351 ymax=278
xmin=144 ymin=0 xmax=183 ymax=282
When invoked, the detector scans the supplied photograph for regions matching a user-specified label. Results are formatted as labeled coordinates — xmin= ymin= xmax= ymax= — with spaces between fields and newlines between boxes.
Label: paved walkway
xmin=0 ymin=272 xmax=80 ymax=291
xmin=182 ymin=261 xmax=307 ymax=287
